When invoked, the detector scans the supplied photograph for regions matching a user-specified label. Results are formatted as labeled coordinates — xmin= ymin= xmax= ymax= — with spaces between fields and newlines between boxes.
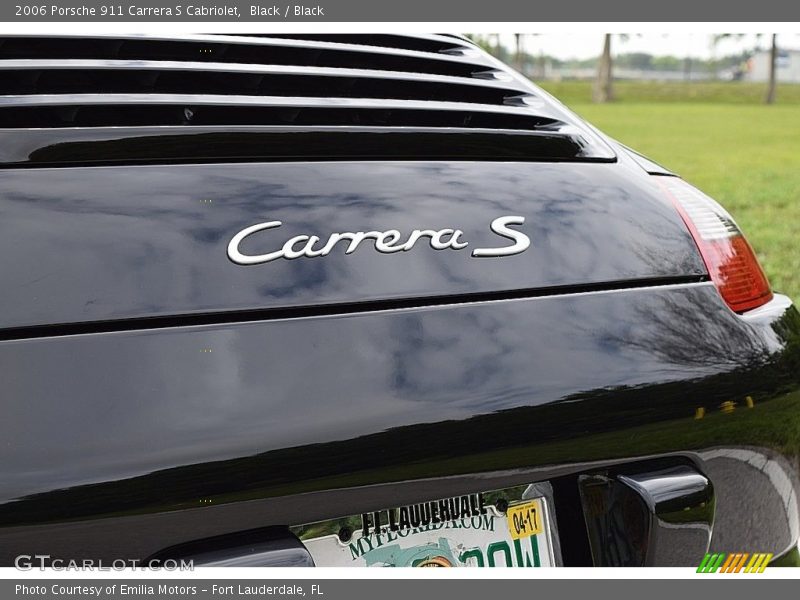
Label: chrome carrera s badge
xmin=227 ymin=216 xmax=530 ymax=265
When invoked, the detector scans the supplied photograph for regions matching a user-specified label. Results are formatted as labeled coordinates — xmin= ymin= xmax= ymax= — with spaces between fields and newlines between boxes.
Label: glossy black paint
xmin=0 ymin=284 xmax=798 ymax=564
xmin=1 ymin=33 xmax=799 ymax=568
xmin=0 ymin=160 xmax=704 ymax=332
xmin=0 ymin=127 xmax=615 ymax=167
xmin=0 ymin=35 xmax=497 ymax=78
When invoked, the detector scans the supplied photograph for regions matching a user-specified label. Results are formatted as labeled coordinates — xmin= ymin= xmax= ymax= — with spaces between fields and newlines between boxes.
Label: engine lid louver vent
xmin=0 ymin=34 xmax=616 ymax=166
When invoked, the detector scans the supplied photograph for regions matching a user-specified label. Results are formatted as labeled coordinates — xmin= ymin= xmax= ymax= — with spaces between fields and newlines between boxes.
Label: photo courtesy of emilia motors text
xmin=1 ymin=0 xmax=800 ymax=597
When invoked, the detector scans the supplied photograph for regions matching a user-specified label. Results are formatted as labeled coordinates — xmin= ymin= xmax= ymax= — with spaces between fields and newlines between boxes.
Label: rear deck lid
xmin=0 ymin=34 xmax=705 ymax=334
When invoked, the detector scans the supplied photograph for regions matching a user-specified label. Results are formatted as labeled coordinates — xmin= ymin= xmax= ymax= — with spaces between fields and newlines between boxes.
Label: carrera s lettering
xmin=227 ymin=216 xmax=530 ymax=265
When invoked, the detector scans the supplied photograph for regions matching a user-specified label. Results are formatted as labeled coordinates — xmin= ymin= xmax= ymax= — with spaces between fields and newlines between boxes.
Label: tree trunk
xmin=514 ymin=33 xmax=523 ymax=72
xmin=593 ymin=34 xmax=613 ymax=103
xmin=766 ymin=34 xmax=777 ymax=105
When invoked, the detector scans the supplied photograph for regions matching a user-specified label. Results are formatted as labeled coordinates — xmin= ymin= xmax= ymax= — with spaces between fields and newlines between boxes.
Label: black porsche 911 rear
xmin=0 ymin=34 xmax=798 ymax=568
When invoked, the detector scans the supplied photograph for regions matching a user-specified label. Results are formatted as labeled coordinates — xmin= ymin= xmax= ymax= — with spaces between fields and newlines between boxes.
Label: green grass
xmin=536 ymin=82 xmax=800 ymax=302
xmin=538 ymin=80 xmax=800 ymax=105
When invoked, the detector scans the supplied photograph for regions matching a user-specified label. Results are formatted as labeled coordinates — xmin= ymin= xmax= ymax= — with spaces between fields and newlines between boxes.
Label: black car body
xmin=0 ymin=33 xmax=798 ymax=568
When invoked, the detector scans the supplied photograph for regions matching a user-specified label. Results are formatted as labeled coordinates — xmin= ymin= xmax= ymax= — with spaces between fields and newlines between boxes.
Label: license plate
xmin=291 ymin=484 xmax=556 ymax=567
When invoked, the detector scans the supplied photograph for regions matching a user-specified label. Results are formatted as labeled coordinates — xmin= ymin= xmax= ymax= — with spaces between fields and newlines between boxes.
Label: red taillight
xmin=656 ymin=176 xmax=772 ymax=313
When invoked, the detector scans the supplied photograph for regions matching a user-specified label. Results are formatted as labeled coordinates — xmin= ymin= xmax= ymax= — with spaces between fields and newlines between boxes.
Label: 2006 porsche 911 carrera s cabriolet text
xmin=0 ymin=33 xmax=798 ymax=568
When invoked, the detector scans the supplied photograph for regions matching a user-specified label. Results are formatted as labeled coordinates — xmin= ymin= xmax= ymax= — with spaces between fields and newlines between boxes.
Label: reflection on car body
xmin=0 ymin=33 xmax=798 ymax=568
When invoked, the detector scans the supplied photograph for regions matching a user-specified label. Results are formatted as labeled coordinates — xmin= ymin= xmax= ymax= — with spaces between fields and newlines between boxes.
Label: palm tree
xmin=514 ymin=34 xmax=524 ymax=71
xmin=683 ymin=54 xmax=692 ymax=80
xmin=593 ymin=34 xmax=614 ymax=103
xmin=765 ymin=34 xmax=778 ymax=104
xmin=718 ymin=33 xmax=777 ymax=104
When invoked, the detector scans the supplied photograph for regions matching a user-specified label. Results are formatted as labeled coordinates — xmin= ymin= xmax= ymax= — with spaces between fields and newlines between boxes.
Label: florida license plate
xmin=292 ymin=485 xmax=557 ymax=567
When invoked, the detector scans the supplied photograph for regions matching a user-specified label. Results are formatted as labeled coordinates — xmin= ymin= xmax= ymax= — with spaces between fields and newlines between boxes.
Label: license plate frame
xmin=291 ymin=482 xmax=560 ymax=567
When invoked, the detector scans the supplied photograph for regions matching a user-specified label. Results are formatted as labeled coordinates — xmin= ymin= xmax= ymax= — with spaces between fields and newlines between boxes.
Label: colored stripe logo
xmin=697 ymin=552 xmax=772 ymax=573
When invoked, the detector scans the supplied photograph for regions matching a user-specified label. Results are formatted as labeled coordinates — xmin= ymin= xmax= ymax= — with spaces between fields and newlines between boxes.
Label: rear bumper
xmin=0 ymin=283 xmax=798 ymax=566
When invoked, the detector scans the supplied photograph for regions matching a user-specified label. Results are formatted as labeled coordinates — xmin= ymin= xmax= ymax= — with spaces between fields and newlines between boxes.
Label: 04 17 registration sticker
xmin=506 ymin=499 xmax=543 ymax=540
